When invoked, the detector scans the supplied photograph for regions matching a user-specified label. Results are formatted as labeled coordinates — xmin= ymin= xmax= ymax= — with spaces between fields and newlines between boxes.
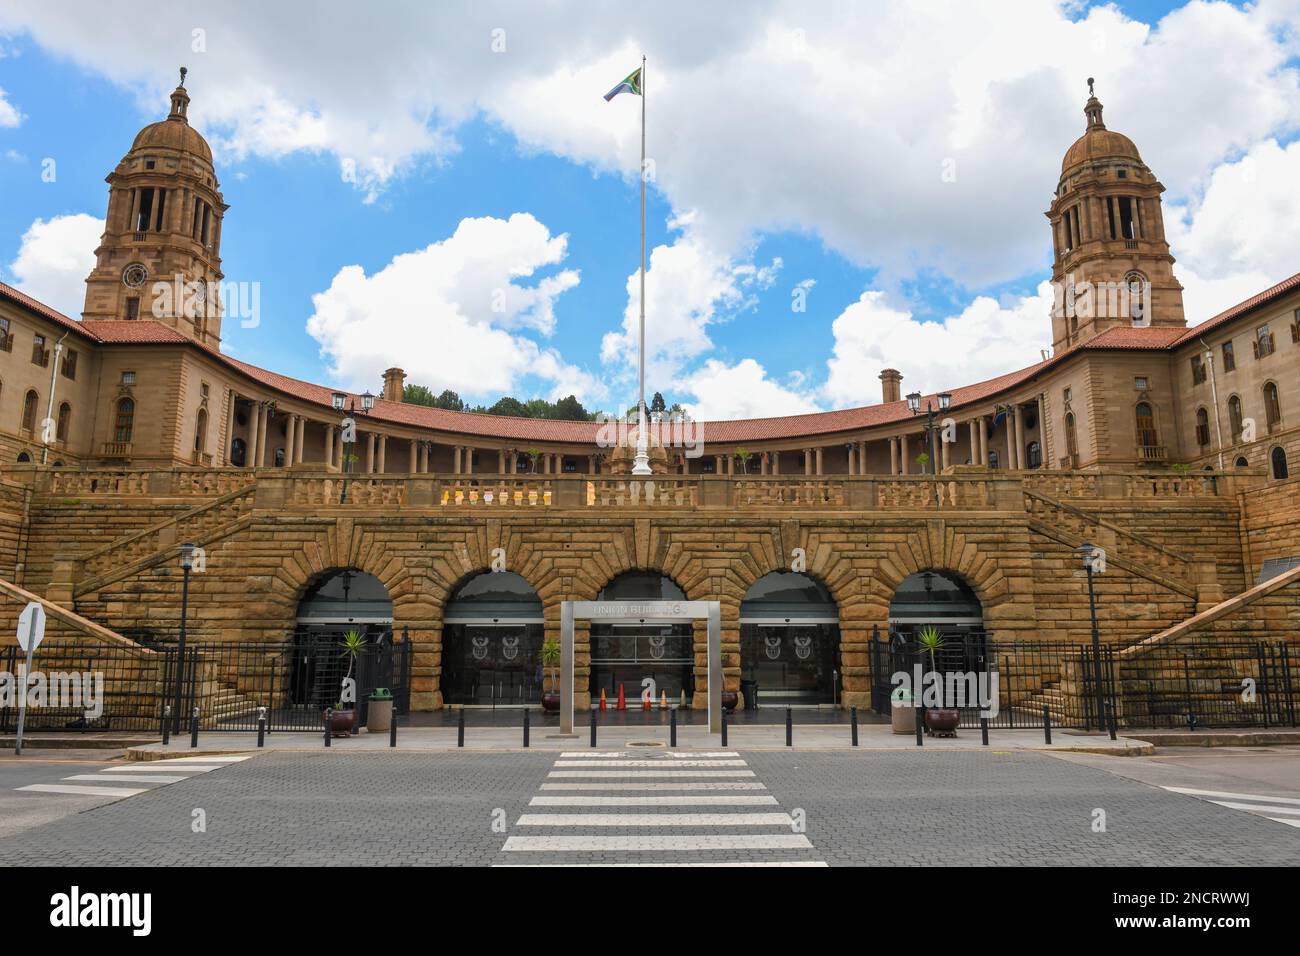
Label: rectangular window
xmin=154 ymin=188 xmax=167 ymax=231
xmin=136 ymin=188 xmax=154 ymax=233
xmin=1190 ymin=355 xmax=1206 ymax=385
xmin=1291 ymin=308 xmax=1299 ymax=343
xmin=0 ymin=317 xmax=10 ymax=353
xmin=200 ymin=204 xmax=211 ymax=246
xmin=31 ymin=334 xmax=48 ymax=367
xmin=120 ymin=370 xmax=136 ymax=386
xmin=1254 ymin=325 xmax=1274 ymax=359
xmin=1195 ymin=422 xmax=1210 ymax=446
xmin=1222 ymin=341 xmax=1235 ymax=372
xmin=1134 ymin=376 xmax=1149 ymax=391
xmin=1063 ymin=386 xmax=1072 ymax=404
xmin=61 ymin=349 xmax=77 ymax=380
xmin=125 ymin=297 xmax=140 ymax=321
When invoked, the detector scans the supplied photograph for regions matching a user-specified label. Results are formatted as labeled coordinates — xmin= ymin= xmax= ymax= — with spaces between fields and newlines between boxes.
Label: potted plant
xmin=734 ymin=447 xmax=753 ymax=474
xmin=540 ymin=637 xmax=561 ymax=714
xmin=722 ymin=688 xmax=740 ymax=712
xmin=324 ymin=629 xmax=366 ymax=736
xmin=917 ymin=625 xmax=959 ymax=737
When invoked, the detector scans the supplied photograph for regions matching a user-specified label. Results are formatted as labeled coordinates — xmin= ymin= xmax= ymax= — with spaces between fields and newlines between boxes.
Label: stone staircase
xmin=74 ymin=485 xmax=256 ymax=597
xmin=200 ymin=682 xmax=264 ymax=729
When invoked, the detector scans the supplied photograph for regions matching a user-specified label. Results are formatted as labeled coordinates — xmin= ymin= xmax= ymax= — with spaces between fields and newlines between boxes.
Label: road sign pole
xmin=14 ymin=616 xmax=38 ymax=756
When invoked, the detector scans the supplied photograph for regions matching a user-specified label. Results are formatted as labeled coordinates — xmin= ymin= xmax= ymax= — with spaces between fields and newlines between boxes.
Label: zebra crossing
xmin=15 ymin=755 xmax=252 ymax=800
xmin=499 ymin=751 xmax=826 ymax=866
xmin=1161 ymin=785 xmax=1300 ymax=829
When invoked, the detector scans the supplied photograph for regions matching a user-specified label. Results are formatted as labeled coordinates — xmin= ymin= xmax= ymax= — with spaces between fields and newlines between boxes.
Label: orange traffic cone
xmin=660 ymin=691 xmax=668 ymax=710
xmin=599 ymin=688 xmax=607 ymax=712
xmin=617 ymin=682 xmax=626 ymax=711
xmin=642 ymin=687 xmax=651 ymax=711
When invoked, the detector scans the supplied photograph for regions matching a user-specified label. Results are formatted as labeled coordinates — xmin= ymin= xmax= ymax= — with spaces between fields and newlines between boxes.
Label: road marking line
xmin=1163 ymin=786 xmax=1300 ymax=806
xmin=495 ymin=861 xmax=828 ymax=867
xmin=101 ymin=764 xmax=224 ymax=772
xmin=539 ymin=782 xmax=768 ymax=791
xmin=155 ymin=755 xmax=253 ymax=763
xmin=530 ymin=795 xmax=779 ymax=807
xmin=515 ymin=812 xmax=793 ymax=827
xmin=501 ymin=834 xmax=814 ymax=851
xmin=553 ymin=759 xmax=747 ymax=768
xmin=65 ymin=773 xmax=188 ymax=784
xmin=1208 ymin=800 xmax=1300 ymax=816
xmin=1268 ymin=818 xmax=1300 ymax=828
xmin=558 ymin=752 xmax=740 ymax=759
xmin=548 ymin=770 xmax=755 ymax=778
xmin=17 ymin=784 xmax=149 ymax=798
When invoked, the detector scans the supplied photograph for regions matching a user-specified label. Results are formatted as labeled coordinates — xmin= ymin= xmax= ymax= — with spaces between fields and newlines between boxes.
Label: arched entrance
xmin=589 ymin=571 xmax=694 ymax=705
xmin=441 ymin=571 xmax=544 ymax=706
xmin=740 ymin=571 xmax=840 ymax=707
xmin=888 ymin=570 xmax=984 ymax=641
xmin=292 ymin=568 xmax=393 ymax=710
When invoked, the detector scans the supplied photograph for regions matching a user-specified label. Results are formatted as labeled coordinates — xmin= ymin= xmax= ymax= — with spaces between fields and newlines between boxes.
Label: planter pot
xmin=923 ymin=708 xmax=960 ymax=737
xmin=721 ymin=691 xmax=739 ymax=713
xmin=891 ymin=702 xmax=915 ymax=735
xmin=367 ymin=698 xmax=393 ymax=734
xmin=324 ymin=708 xmax=358 ymax=737
xmin=541 ymin=692 xmax=561 ymax=714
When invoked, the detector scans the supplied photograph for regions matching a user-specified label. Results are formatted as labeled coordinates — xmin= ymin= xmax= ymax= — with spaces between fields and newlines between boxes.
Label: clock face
xmin=122 ymin=263 xmax=148 ymax=288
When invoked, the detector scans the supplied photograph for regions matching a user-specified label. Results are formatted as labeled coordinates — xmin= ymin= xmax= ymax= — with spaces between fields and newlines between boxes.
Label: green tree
xmin=434 ymin=389 xmax=465 ymax=411
xmin=487 ymin=396 xmax=529 ymax=417
xmin=402 ymin=384 xmax=438 ymax=407
xmin=552 ymin=395 xmax=590 ymax=421
xmin=650 ymin=392 xmax=666 ymax=414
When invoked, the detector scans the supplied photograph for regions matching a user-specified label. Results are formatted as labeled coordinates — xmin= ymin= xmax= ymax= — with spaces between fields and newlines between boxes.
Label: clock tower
xmin=82 ymin=68 xmax=227 ymax=349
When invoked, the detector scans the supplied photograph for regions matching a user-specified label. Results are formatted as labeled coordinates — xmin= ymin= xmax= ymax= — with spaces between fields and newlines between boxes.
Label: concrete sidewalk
xmin=127 ymin=723 xmax=1153 ymax=758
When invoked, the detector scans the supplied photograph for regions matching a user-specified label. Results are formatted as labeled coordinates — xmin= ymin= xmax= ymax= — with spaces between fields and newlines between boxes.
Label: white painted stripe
xmin=530 ymin=795 xmax=779 ymax=807
xmin=553 ymin=760 xmax=747 ymax=768
xmin=17 ymin=784 xmax=149 ymax=797
xmin=65 ymin=774 xmax=187 ymax=784
xmin=516 ymin=813 xmax=793 ymax=827
xmin=558 ymin=752 xmax=740 ymax=759
xmin=502 ymin=834 xmax=814 ymax=851
xmin=496 ymin=861 xmax=828 ymax=867
xmin=548 ymin=770 xmax=755 ymax=778
xmin=1268 ymin=818 xmax=1300 ymax=828
xmin=559 ymin=752 xmax=628 ymax=758
xmin=539 ymin=782 xmax=768 ymax=791
xmin=154 ymin=755 xmax=252 ymax=763
xmin=1163 ymin=786 xmax=1300 ymax=806
xmin=1209 ymin=800 xmax=1300 ymax=816
xmin=103 ymin=764 xmax=224 ymax=772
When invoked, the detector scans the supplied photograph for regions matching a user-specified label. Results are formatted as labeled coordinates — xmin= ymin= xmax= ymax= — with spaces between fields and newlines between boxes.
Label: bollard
xmin=1106 ymin=700 xmax=1117 ymax=741
xmin=785 ymin=707 xmax=793 ymax=747
xmin=257 ymin=707 xmax=266 ymax=749
xmin=590 ymin=709 xmax=597 ymax=748
xmin=189 ymin=706 xmax=199 ymax=749
xmin=850 ymin=706 xmax=859 ymax=747
xmin=389 ymin=708 xmax=398 ymax=749
xmin=162 ymin=705 xmax=171 ymax=746
xmin=980 ymin=716 xmax=989 ymax=746
xmin=721 ymin=714 xmax=728 ymax=747
xmin=670 ymin=708 xmax=677 ymax=748
xmin=457 ymin=708 xmax=465 ymax=748
xmin=1042 ymin=705 xmax=1052 ymax=745
xmin=324 ymin=708 xmax=332 ymax=748
xmin=915 ymin=707 xmax=924 ymax=746
xmin=523 ymin=708 xmax=530 ymax=748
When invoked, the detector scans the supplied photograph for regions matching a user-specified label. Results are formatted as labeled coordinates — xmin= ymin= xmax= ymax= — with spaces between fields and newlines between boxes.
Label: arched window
xmin=1272 ymin=447 xmax=1289 ymax=481
xmin=20 ymin=390 xmax=38 ymax=432
xmin=194 ymin=408 xmax=208 ymax=454
xmin=1235 ymin=456 xmax=1250 ymax=469
xmin=56 ymin=402 xmax=71 ymax=442
xmin=1026 ymin=441 xmax=1042 ymax=469
xmin=1263 ymin=382 xmax=1282 ymax=432
xmin=1135 ymin=401 xmax=1158 ymax=451
xmin=1228 ymin=395 xmax=1244 ymax=443
xmin=1194 ymin=407 xmax=1209 ymax=449
xmin=1064 ymin=412 xmax=1079 ymax=466
xmin=16 ymin=452 xmax=30 ymax=463
xmin=113 ymin=398 xmax=135 ymax=443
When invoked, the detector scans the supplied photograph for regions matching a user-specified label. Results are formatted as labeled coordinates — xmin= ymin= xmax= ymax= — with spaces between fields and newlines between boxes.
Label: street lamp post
xmin=332 ymin=390 xmax=375 ymax=504
xmin=172 ymin=542 xmax=195 ymax=734
xmin=906 ymin=390 xmax=952 ymax=505
xmin=1076 ymin=541 xmax=1107 ymax=731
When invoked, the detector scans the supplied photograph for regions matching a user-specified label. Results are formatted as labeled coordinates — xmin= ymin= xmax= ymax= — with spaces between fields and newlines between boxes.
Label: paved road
xmin=0 ymin=748 xmax=1295 ymax=866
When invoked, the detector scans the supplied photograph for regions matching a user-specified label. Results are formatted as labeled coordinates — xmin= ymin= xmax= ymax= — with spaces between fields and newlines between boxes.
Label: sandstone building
xmin=0 ymin=77 xmax=1297 ymax=717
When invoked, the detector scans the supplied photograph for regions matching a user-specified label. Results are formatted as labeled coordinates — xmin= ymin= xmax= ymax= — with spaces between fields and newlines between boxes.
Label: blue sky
xmin=1 ymin=1 xmax=1297 ymax=419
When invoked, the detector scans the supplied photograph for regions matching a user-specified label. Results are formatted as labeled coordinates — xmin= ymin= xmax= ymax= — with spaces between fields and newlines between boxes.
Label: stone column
xmin=1036 ymin=394 xmax=1049 ymax=469
xmin=295 ymin=418 xmax=306 ymax=464
xmin=815 ymin=447 xmax=824 ymax=475
xmin=889 ymin=437 xmax=899 ymax=475
xmin=847 ymin=444 xmax=856 ymax=476
xmin=223 ymin=391 xmax=237 ymax=466
xmin=453 ymin=446 xmax=462 ymax=474
xmin=325 ymin=425 xmax=336 ymax=469
xmin=284 ymin=415 xmax=296 ymax=467
xmin=1013 ymin=405 xmax=1026 ymax=470
xmin=941 ymin=430 xmax=951 ymax=471
xmin=1005 ymin=410 xmax=1016 ymax=470
xmin=978 ymin=416 xmax=988 ymax=466
xmin=859 ymin=442 xmax=868 ymax=475
xmin=772 ymin=452 xmax=780 ymax=475
xmin=968 ymin=420 xmax=977 ymax=466
xmin=256 ymin=406 xmax=270 ymax=467
xmin=715 ymin=455 xmax=723 ymax=475
xmin=465 ymin=447 xmax=474 ymax=474
xmin=247 ymin=402 xmax=260 ymax=469
xmin=900 ymin=434 xmax=909 ymax=475
xmin=410 ymin=440 xmax=418 ymax=474
xmin=377 ymin=435 xmax=388 ymax=473
xmin=364 ymin=433 xmax=375 ymax=473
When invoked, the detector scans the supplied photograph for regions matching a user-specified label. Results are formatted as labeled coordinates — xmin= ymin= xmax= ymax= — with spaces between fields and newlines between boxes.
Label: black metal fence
xmin=870 ymin=630 xmax=1117 ymax=730
xmin=0 ymin=642 xmax=169 ymax=734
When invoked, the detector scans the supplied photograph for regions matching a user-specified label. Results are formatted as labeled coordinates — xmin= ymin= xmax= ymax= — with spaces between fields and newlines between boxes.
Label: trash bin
xmin=740 ymin=679 xmax=758 ymax=711
xmin=891 ymin=687 xmax=915 ymax=735
xmin=367 ymin=687 xmax=393 ymax=734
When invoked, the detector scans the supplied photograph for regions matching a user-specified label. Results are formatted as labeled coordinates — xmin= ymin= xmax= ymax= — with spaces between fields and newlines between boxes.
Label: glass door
xmin=589 ymin=624 xmax=693 ymax=706
xmin=740 ymin=623 xmax=838 ymax=706
xmin=442 ymin=623 xmax=543 ymax=706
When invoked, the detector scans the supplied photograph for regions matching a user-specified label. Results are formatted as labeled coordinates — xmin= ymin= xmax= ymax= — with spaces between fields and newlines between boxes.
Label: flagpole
xmin=633 ymin=52 xmax=651 ymax=476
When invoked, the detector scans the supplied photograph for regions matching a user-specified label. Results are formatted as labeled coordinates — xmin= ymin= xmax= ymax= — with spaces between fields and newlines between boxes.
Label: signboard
xmin=16 ymin=601 xmax=46 ymax=653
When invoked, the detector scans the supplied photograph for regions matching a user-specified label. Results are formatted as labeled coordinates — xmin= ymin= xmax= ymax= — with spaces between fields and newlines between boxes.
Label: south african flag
xmin=603 ymin=67 xmax=642 ymax=101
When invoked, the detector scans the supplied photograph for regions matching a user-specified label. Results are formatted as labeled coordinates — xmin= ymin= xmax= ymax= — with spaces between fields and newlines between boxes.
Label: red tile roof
xmin=1 ymin=270 xmax=1296 ymax=445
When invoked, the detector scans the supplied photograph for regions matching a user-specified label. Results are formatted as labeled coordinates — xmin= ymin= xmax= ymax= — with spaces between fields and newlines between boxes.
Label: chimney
xmin=382 ymin=367 xmax=406 ymax=404
xmin=879 ymin=368 xmax=903 ymax=404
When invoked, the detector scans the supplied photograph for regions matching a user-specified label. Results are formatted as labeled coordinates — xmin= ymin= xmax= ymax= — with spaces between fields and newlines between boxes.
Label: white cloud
xmin=305 ymin=212 xmax=600 ymax=402
xmin=1165 ymin=137 xmax=1300 ymax=322
xmin=0 ymin=86 xmax=21 ymax=126
xmin=678 ymin=358 xmax=820 ymax=420
xmin=823 ymin=285 xmax=1055 ymax=405
xmin=7 ymin=213 xmax=103 ymax=317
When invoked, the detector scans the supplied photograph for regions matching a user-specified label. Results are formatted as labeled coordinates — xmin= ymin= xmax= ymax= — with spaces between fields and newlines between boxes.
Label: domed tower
xmin=1046 ymin=80 xmax=1184 ymax=353
xmin=82 ymin=68 xmax=228 ymax=349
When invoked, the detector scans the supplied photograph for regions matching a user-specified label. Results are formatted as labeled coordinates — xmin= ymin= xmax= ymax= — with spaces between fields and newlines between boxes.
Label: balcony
xmin=1135 ymin=444 xmax=1167 ymax=462
xmin=191 ymin=450 xmax=214 ymax=467
xmin=100 ymin=441 xmax=133 ymax=460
